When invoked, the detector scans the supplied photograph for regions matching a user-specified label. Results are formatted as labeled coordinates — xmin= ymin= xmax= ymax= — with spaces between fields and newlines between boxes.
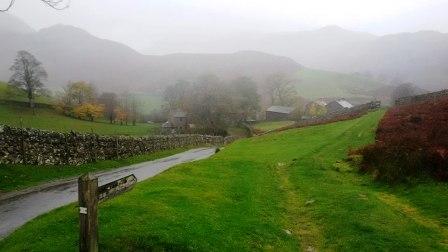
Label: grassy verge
xmin=2 ymin=110 xmax=448 ymax=251
xmin=253 ymin=120 xmax=295 ymax=132
xmin=0 ymin=103 xmax=159 ymax=136
xmin=0 ymin=148 xmax=187 ymax=193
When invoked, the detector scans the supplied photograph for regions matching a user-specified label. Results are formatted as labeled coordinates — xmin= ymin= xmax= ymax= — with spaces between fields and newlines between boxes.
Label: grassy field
xmin=0 ymin=81 xmax=161 ymax=135
xmin=130 ymin=92 xmax=163 ymax=115
xmin=0 ymin=82 xmax=53 ymax=104
xmin=0 ymin=103 xmax=159 ymax=135
xmin=2 ymin=110 xmax=448 ymax=251
xmin=296 ymin=68 xmax=384 ymax=100
xmin=253 ymin=120 xmax=295 ymax=132
xmin=0 ymin=148 xmax=187 ymax=193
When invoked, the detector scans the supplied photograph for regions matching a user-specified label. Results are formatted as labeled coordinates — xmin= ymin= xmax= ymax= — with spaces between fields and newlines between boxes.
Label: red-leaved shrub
xmin=357 ymin=97 xmax=448 ymax=183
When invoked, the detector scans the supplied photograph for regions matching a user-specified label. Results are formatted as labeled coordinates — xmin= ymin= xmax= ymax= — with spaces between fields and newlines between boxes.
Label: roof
xmin=328 ymin=99 xmax=353 ymax=108
xmin=266 ymin=106 xmax=295 ymax=114
xmin=336 ymin=99 xmax=353 ymax=108
xmin=307 ymin=99 xmax=327 ymax=107
xmin=315 ymin=100 xmax=328 ymax=107
xmin=172 ymin=110 xmax=187 ymax=118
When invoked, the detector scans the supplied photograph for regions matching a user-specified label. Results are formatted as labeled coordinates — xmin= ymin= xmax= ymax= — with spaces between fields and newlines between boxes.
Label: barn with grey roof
xmin=265 ymin=106 xmax=295 ymax=121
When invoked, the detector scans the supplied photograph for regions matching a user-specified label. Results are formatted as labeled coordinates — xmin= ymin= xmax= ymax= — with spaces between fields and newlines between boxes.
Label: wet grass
xmin=2 ymin=110 xmax=448 ymax=251
xmin=253 ymin=120 xmax=295 ymax=132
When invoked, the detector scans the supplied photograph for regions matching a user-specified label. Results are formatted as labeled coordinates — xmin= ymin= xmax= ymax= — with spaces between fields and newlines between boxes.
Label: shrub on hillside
xmin=73 ymin=103 xmax=104 ymax=121
xmin=356 ymin=97 xmax=448 ymax=183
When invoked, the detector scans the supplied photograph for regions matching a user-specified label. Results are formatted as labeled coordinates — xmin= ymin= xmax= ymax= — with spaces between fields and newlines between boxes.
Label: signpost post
xmin=78 ymin=173 xmax=137 ymax=252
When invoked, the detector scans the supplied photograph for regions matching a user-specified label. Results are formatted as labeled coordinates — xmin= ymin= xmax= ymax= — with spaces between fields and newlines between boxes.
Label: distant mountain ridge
xmin=256 ymin=28 xmax=448 ymax=90
xmin=0 ymin=13 xmax=34 ymax=34
xmin=0 ymin=16 xmax=301 ymax=92
xmin=146 ymin=25 xmax=448 ymax=91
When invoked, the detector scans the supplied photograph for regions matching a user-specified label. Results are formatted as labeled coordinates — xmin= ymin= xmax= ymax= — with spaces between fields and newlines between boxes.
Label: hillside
xmin=0 ymin=103 xmax=158 ymax=136
xmin=0 ymin=19 xmax=300 ymax=92
xmin=0 ymin=14 xmax=394 ymax=102
xmin=3 ymin=110 xmax=448 ymax=250
xmin=266 ymin=28 xmax=448 ymax=91
xmin=296 ymin=68 xmax=386 ymax=104
xmin=147 ymin=25 xmax=448 ymax=91
xmin=0 ymin=81 xmax=52 ymax=104
xmin=0 ymin=13 xmax=34 ymax=35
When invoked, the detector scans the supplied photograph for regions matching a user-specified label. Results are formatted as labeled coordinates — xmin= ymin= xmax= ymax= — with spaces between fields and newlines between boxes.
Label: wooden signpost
xmin=78 ymin=173 xmax=137 ymax=252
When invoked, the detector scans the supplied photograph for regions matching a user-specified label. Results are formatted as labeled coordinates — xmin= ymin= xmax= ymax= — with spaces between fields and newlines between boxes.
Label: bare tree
xmin=265 ymin=73 xmax=298 ymax=106
xmin=163 ymin=80 xmax=191 ymax=111
xmin=9 ymin=50 xmax=47 ymax=111
xmin=98 ymin=92 xmax=118 ymax=124
xmin=129 ymin=97 xmax=140 ymax=126
xmin=1 ymin=0 xmax=70 ymax=12
xmin=229 ymin=76 xmax=260 ymax=122
xmin=391 ymin=83 xmax=422 ymax=103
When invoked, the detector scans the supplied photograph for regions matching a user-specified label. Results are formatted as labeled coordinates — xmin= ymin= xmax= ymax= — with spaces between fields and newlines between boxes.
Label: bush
xmin=356 ymin=97 xmax=448 ymax=183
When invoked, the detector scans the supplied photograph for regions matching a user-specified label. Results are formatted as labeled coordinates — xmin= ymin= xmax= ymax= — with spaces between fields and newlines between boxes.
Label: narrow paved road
xmin=0 ymin=147 xmax=216 ymax=239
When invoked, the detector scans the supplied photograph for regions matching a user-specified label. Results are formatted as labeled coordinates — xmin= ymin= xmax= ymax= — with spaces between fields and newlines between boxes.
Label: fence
xmin=262 ymin=101 xmax=380 ymax=134
xmin=395 ymin=89 xmax=448 ymax=106
xmin=0 ymin=125 xmax=233 ymax=165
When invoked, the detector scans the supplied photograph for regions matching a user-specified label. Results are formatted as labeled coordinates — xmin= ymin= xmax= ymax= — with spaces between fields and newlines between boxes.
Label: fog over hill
xmin=0 ymin=14 xmax=300 ymax=92
xmin=147 ymin=26 xmax=448 ymax=91
xmin=0 ymin=13 xmax=34 ymax=34
xmin=2 ymin=12 xmax=447 ymax=94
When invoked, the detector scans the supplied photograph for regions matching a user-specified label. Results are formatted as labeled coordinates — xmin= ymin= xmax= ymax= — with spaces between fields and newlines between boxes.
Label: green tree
xmin=66 ymin=81 xmax=96 ymax=105
xmin=55 ymin=81 xmax=97 ymax=117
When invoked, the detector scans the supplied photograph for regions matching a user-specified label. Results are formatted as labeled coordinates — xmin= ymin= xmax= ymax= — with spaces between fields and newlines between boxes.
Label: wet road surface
xmin=0 ymin=147 xmax=215 ymax=239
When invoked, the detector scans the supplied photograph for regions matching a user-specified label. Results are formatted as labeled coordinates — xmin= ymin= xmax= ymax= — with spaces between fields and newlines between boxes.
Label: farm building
xmin=326 ymin=99 xmax=353 ymax=114
xmin=305 ymin=99 xmax=328 ymax=117
xmin=162 ymin=110 xmax=189 ymax=133
xmin=170 ymin=110 xmax=188 ymax=128
xmin=266 ymin=106 xmax=295 ymax=121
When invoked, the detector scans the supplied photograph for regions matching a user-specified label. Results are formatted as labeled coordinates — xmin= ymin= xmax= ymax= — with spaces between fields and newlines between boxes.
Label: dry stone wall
xmin=395 ymin=89 xmax=448 ymax=106
xmin=0 ymin=125 xmax=233 ymax=165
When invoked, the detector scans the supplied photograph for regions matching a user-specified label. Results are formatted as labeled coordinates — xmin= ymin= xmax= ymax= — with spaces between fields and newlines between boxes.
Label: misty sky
xmin=5 ymin=0 xmax=448 ymax=53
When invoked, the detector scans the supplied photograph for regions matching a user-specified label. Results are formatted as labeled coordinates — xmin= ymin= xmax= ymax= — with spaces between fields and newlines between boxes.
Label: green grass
xmin=129 ymin=92 xmax=163 ymax=115
xmin=253 ymin=120 xmax=295 ymax=132
xmin=227 ymin=126 xmax=249 ymax=138
xmin=296 ymin=68 xmax=384 ymax=100
xmin=2 ymin=110 xmax=448 ymax=251
xmin=0 ymin=103 xmax=159 ymax=135
xmin=0 ymin=82 xmax=53 ymax=104
xmin=0 ymin=81 xmax=162 ymax=135
xmin=0 ymin=148 xmax=187 ymax=193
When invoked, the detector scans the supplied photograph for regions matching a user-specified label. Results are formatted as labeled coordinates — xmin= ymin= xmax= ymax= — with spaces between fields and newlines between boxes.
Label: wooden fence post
xmin=78 ymin=173 xmax=99 ymax=252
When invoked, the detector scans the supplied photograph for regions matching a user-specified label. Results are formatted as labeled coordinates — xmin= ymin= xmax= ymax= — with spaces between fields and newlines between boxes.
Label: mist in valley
xmin=1 ymin=0 xmax=447 ymax=124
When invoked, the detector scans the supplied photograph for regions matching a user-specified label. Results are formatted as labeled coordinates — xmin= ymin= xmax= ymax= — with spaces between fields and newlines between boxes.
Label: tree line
xmin=54 ymin=81 xmax=140 ymax=125
xmin=161 ymin=73 xmax=306 ymax=129
xmin=7 ymin=50 xmax=140 ymax=124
